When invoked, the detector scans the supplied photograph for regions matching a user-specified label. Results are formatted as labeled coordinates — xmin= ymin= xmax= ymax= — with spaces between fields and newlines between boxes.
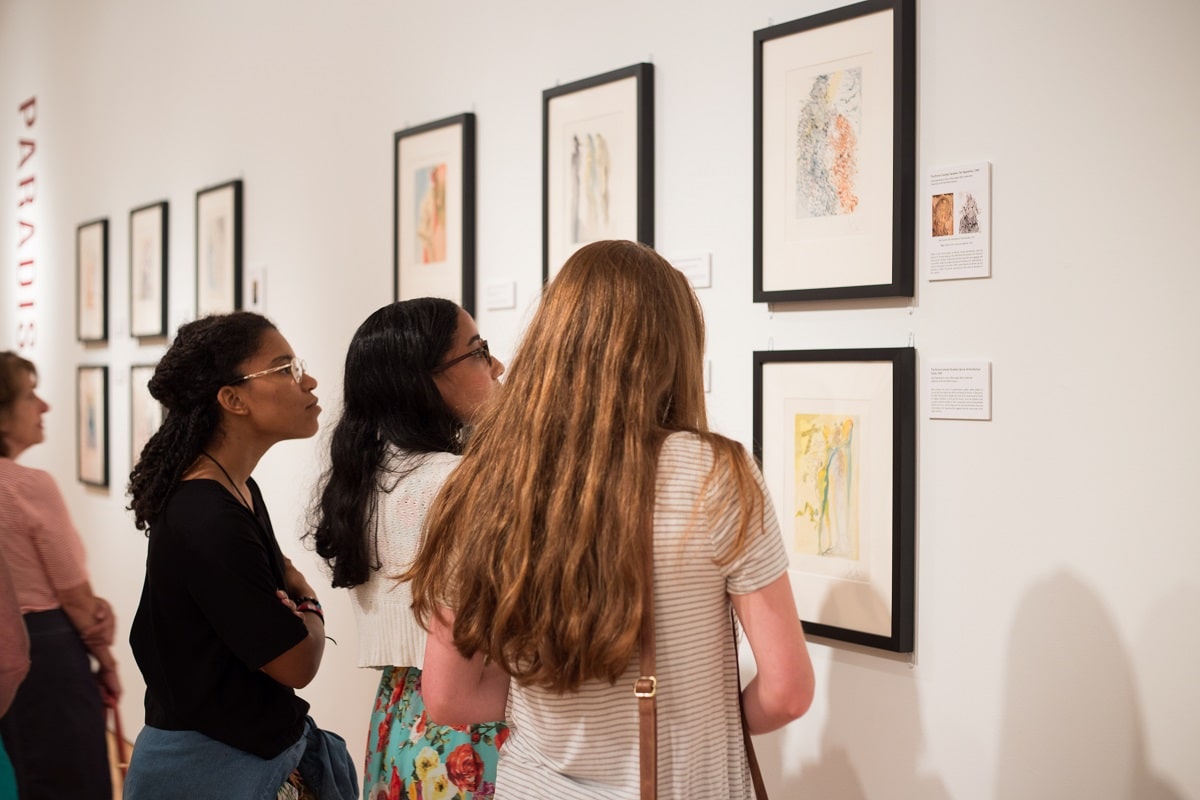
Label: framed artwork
xmin=753 ymin=0 xmax=916 ymax=302
xmin=394 ymin=113 xmax=476 ymax=315
xmin=543 ymin=62 xmax=654 ymax=282
xmin=76 ymin=218 xmax=108 ymax=342
xmin=130 ymin=364 xmax=163 ymax=467
xmin=77 ymin=365 xmax=109 ymax=488
xmin=129 ymin=201 xmax=169 ymax=338
xmin=195 ymin=179 xmax=243 ymax=316
xmin=753 ymin=347 xmax=915 ymax=652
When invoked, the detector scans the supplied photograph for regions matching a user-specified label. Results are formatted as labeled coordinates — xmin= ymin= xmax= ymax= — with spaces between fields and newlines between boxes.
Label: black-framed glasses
xmin=431 ymin=340 xmax=491 ymax=374
xmin=231 ymin=356 xmax=306 ymax=386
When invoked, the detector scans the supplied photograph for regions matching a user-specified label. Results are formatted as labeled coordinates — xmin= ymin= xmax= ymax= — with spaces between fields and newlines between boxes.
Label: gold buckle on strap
xmin=633 ymin=676 xmax=657 ymax=698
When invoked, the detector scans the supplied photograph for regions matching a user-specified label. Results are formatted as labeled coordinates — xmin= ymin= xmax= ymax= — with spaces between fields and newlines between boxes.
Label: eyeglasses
xmin=231 ymin=356 xmax=307 ymax=386
xmin=431 ymin=340 xmax=491 ymax=374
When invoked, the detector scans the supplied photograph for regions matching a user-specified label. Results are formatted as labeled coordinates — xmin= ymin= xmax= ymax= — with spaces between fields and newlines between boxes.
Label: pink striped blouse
xmin=0 ymin=457 xmax=89 ymax=612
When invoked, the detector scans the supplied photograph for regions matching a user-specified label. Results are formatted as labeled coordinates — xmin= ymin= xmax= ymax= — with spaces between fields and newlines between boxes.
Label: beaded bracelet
xmin=296 ymin=601 xmax=325 ymax=624
xmin=292 ymin=596 xmax=333 ymax=642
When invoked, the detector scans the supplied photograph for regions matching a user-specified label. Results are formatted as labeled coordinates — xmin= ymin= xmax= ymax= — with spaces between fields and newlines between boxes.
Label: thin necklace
xmin=201 ymin=451 xmax=253 ymax=513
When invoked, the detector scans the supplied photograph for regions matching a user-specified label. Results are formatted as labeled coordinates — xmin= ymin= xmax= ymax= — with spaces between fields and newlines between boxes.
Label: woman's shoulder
xmin=153 ymin=481 xmax=267 ymax=561
xmin=658 ymin=432 xmax=760 ymax=498
xmin=160 ymin=480 xmax=253 ymax=531
xmin=382 ymin=446 xmax=460 ymax=484
xmin=660 ymin=431 xmax=746 ymax=465
xmin=0 ymin=459 xmax=59 ymax=497
xmin=384 ymin=444 xmax=460 ymax=465
xmin=168 ymin=478 xmax=230 ymax=500
xmin=421 ymin=449 xmax=461 ymax=473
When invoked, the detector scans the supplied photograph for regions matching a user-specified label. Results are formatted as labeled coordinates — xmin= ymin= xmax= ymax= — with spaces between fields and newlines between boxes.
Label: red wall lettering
xmin=15 ymin=96 xmax=37 ymax=351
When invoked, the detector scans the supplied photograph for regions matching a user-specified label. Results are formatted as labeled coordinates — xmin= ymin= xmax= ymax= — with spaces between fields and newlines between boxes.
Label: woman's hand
xmin=94 ymin=662 xmax=121 ymax=705
xmin=261 ymin=590 xmax=326 ymax=689
xmin=79 ymin=596 xmax=115 ymax=648
xmin=276 ymin=589 xmax=304 ymax=620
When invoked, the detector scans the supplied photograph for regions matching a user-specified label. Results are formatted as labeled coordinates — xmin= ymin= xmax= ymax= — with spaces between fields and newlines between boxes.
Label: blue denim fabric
xmin=124 ymin=717 xmax=356 ymax=800
xmin=295 ymin=721 xmax=358 ymax=799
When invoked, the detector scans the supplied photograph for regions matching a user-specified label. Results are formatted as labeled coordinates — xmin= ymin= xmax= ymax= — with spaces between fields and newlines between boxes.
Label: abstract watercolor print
xmin=569 ymin=132 xmax=611 ymax=244
xmin=81 ymin=248 xmax=100 ymax=318
xmin=131 ymin=366 xmax=162 ymax=466
xmin=932 ymin=193 xmax=954 ymax=236
xmin=793 ymin=413 xmax=860 ymax=559
xmin=202 ymin=216 xmax=229 ymax=299
xmin=134 ymin=234 xmax=156 ymax=302
xmin=794 ymin=67 xmax=862 ymax=218
xmin=414 ymin=163 xmax=448 ymax=263
xmin=77 ymin=367 xmax=106 ymax=486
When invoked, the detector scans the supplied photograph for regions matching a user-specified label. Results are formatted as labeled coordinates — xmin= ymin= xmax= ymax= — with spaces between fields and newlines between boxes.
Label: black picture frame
xmin=195 ymin=179 xmax=243 ymax=316
xmin=76 ymin=218 xmax=108 ymax=343
xmin=753 ymin=0 xmax=916 ymax=302
xmin=393 ymin=113 xmax=477 ymax=316
xmin=753 ymin=346 xmax=915 ymax=652
xmin=543 ymin=62 xmax=654 ymax=282
xmin=129 ymin=200 xmax=169 ymax=338
xmin=76 ymin=365 xmax=109 ymax=488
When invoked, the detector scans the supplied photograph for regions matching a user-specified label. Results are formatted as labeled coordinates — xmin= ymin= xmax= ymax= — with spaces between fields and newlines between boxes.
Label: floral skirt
xmin=364 ymin=666 xmax=507 ymax=800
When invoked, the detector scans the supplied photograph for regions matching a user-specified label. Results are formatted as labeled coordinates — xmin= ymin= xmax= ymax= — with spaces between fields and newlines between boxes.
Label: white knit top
xmin=351 ymin=447 xmax=460 ymax=669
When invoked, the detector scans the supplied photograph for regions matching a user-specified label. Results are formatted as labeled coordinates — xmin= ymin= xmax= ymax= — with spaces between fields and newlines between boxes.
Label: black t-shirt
xmin=129 ymin=478 xmax=310 ymax=758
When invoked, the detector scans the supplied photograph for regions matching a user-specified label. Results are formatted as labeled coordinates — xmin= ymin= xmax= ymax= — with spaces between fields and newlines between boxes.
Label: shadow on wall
xmin=761 ymin=584 xmax=951 ymax=799
xmin=994 ymin=571 xmax=1183 ymax=799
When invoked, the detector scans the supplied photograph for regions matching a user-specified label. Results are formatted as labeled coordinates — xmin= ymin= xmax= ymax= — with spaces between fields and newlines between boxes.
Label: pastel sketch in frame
xmin=195 ymin=179 xmax=243 ymax=316
xmin=753 ymin=0 xmax=916 ymax=301
xmin=77 ymin=365 xmax=109 ymax=488
xmin=394 ymin=113 xmax=476 ymax=316
xmin=753 ymin=347 xmax=915 ymax=652
xmin=130 ymin=364 xmax=163 ymax=468
xmin=543 ymin=63 xmax=654 ymax=282
xmin=76 ymin=218 xmax=109 ymax=343
xmin=793 ymin=413 xmax=861 ymax=560
xmin=129 ymin=200 xmax=169 ymax=338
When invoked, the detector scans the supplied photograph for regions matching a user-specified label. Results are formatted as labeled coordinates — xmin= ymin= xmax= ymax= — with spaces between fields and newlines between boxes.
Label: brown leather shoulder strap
xmin=637 ymin=514 xmax=657 ymax=800
xmin=733 ymin=612 xmax=770 ymax=799
xmin=637 ymin=525 xmax=769 ymax=798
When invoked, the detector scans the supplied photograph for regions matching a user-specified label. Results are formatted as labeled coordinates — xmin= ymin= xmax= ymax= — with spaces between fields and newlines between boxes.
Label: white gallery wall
xmin=2 ymin=0 xmax=1198 ymax=796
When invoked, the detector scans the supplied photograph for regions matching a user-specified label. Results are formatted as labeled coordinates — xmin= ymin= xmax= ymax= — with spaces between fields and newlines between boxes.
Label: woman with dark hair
xmin=0 ymin=350 xmax=119 ymax=799
xmin=124 ymin=312 xmax=355 ymax=800
xmin=310 ymin=299 xmax=507 ymax=800
xmin=409 ymin=241 xmax=816 ymax=798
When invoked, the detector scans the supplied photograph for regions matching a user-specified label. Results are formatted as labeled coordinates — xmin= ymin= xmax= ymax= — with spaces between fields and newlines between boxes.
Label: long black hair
xmin=309 ymin=298 xmax=462 ymax=588
xmin=127 ymin=312 xmax=277 ymax=531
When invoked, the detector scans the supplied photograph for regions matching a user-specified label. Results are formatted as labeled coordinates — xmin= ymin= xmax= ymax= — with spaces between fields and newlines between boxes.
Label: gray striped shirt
xmin=496 ymin=432 xmax=788 ymax=799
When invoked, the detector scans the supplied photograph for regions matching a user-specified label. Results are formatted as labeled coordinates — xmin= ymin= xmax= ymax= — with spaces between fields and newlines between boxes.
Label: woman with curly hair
xmin=310 ymin=299 xmax=507 ymax=800
xmin=124 ymin=312 xmax=355 ymax=800
xmin=409 ymin=240 xmax=816 ymax=798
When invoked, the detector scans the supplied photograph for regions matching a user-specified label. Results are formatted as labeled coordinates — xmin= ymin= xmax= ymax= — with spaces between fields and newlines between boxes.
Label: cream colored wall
xmin=2 ymin=0 xmax=1198 ymax=795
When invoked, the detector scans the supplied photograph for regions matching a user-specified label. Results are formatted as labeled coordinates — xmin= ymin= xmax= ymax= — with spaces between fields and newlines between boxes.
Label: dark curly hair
xmin=127 ymin=312 xmax=277 ymax=531
xmin=308 ymin=298 xmax=462 ymax=588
